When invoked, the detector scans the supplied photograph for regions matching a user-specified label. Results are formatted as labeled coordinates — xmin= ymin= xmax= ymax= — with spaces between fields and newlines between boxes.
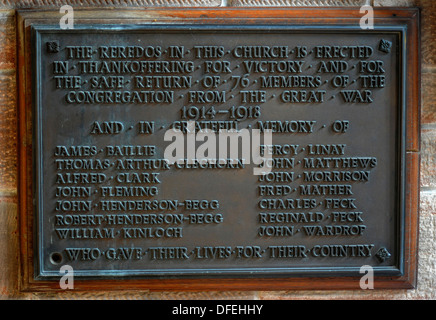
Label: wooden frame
xmin=17 ymin=7 xmax=420 ymax=291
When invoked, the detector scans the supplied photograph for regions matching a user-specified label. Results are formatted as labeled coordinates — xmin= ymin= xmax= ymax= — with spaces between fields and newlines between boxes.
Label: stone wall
xmin=0 ymin=0 xmax=434 ymax=299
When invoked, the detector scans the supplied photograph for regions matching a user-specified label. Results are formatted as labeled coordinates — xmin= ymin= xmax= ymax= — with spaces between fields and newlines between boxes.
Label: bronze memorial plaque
xmin=26 ymin=9 xmax=419 ymax=288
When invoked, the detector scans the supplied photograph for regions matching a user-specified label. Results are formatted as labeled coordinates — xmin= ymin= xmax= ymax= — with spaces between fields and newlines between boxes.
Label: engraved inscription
xmin=34 ymin=27 xmax=401 ymax=277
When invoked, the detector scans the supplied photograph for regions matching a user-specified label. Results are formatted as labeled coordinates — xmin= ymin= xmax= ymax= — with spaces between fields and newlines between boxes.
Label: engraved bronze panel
xmin=32 ymin=24 xmax=408 ymax=280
